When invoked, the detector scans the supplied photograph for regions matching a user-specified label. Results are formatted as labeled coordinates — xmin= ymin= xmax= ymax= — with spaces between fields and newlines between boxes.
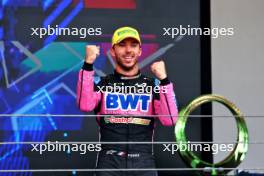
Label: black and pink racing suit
xmin=77 ymin=62 xmax=178 ymax=176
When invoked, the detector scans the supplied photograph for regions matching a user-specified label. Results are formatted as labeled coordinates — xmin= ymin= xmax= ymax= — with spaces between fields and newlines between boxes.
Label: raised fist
xmin=85 ymin=45 xmax=100 ymax=64
xmin=150 ymin=60 xmax=167 ymax=80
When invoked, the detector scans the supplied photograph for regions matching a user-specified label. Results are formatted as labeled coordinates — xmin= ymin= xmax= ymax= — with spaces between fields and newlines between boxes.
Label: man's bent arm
xmin=154 ymin=78 xmax=178 ymax=126
xmin=76 ymin=62 xmax=101 ymax=112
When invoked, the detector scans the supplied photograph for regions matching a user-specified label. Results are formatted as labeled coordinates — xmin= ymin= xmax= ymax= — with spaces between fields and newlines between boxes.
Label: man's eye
xmin=131 ymin=43 xmax=138 ymax=47
xmin=118 ymin=43 xmax=125 ymax=46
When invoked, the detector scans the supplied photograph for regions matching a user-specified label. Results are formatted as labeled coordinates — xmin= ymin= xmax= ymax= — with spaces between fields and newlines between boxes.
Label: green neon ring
xmin=175 ymin=94 xmax=249 ymax=175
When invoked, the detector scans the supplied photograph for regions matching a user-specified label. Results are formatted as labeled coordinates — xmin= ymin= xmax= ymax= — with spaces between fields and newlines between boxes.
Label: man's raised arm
xmin=151 ymin=61 xmax=178 ymax=126
xmin=76 ymin=45 xmax=102 ymax=112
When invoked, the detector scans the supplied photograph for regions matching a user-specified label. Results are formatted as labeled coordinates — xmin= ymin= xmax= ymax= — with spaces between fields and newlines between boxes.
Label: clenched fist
xmin=150 ymin=61 xmax=167 ymax=80
xmin=85 ymin=45 xmax=100 ymax=64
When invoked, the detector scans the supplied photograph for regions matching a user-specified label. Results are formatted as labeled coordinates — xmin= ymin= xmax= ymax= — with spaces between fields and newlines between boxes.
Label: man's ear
xmin=138 ymin=46 xmax=142 ymax=57
xmin=110 ymin=47 xmax=116 ymax=58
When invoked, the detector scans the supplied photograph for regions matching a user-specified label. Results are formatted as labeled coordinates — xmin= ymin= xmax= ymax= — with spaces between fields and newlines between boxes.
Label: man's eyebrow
xmin=131 ymin=41 xmax=139 ymax=44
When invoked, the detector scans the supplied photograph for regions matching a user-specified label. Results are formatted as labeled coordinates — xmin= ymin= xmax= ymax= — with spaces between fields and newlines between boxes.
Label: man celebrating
xmin=77 ymin=26 xmax=178 ymax=176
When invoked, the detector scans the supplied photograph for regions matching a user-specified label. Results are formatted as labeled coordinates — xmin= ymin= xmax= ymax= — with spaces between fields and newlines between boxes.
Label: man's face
xmin=110 ymin=38 xmax=142 ymax=71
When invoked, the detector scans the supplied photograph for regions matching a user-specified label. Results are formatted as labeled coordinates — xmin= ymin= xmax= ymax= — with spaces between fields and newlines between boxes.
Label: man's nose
xmin=125 ymin=45 xmax=132 ymax=52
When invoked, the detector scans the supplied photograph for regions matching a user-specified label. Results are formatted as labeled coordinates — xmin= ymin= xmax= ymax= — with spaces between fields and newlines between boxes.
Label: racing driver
xmin=77 ymin=26 xmax=178 ymax=176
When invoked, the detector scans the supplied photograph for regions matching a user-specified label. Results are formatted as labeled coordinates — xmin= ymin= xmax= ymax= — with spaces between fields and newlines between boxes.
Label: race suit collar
xmin=114 ymin=70 xmax=141 ymax=80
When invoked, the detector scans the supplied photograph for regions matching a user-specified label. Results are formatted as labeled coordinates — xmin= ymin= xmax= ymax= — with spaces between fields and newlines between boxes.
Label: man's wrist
xmin=82 ymin=62 xmax=93 ymax=71
xmin=160 ymin=77 xmax=170 ymax=85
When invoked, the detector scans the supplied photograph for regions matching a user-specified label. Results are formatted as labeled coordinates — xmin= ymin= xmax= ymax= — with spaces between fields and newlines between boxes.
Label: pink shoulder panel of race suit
xmin=76 ymin=69 xmax=178 ymax=126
